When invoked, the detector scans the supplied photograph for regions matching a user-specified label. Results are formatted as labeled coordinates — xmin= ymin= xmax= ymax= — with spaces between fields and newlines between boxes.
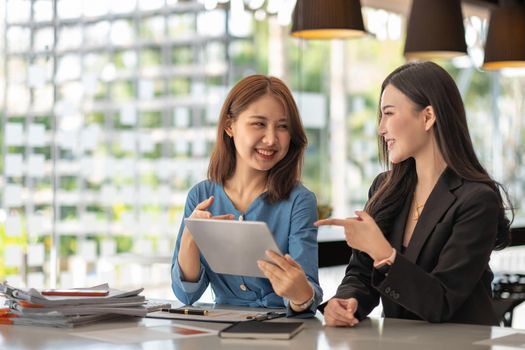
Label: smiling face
xmin=379 ymin=84 xmax=431 ymax=164
xmin=226 ymin=94 xmax=291 ymax=173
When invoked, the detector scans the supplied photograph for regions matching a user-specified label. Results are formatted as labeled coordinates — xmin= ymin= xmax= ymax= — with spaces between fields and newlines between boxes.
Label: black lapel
xmin=404 ymin=168 xmax=462 ymax=262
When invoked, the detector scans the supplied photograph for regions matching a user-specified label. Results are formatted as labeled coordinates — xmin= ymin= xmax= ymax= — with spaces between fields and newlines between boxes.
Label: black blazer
xmin=327 ymin=168 xmax=500 ymax=325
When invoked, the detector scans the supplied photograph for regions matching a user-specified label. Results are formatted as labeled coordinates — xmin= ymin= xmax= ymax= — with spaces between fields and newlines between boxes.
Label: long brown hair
xmin=365 ymin=62 xmax=512 ymax=250
xmin=207 ymin=75 xmax=307 ymax=202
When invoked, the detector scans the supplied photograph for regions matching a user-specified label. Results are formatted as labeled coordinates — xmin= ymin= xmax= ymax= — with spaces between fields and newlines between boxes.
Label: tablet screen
xmin=184 ymin=218 xmax=283 ymax=278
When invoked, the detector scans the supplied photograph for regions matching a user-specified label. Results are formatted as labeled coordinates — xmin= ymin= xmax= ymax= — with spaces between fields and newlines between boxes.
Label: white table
xmin=2 ymin=311 xmax=525 ymax=349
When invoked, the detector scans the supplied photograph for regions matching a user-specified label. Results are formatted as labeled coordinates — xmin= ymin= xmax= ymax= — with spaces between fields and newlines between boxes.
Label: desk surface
xmin=2 ymin=312 xmax=525 ymax=350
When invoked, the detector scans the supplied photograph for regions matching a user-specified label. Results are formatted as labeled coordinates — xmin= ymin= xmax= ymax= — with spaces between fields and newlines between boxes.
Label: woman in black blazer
xmin=316 ymin=62 xmax=513 ymax=326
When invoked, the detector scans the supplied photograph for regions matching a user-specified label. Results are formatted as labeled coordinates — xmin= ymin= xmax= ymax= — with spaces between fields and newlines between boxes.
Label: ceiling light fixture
xmin=483 ymin=0 xmax=525 ymax=70
xmin=404 ymin=0 xmax=467 ymax=60
xmin=290 ymin=0 xmax=367 ymax=40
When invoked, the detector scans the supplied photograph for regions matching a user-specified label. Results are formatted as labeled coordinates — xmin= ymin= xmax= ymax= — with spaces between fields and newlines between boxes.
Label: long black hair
xmin=365 ymin=62 xmax=513 ymax=250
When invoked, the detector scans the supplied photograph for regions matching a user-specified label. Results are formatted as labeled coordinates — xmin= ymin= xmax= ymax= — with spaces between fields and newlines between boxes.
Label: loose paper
xmin=475 ymin=333 xmax=525 ymax=347
xmin=72 ymin=323 xmax=216 ymax=344
xmin=147 ymin=307 xmax=268 ymax=323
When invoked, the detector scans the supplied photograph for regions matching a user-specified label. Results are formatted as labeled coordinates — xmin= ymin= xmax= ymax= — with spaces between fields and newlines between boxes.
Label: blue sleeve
xmin=171 ymin=186 xmax=210 ymax=305
xmin=286 ymin=189 xmax=323 ymax=317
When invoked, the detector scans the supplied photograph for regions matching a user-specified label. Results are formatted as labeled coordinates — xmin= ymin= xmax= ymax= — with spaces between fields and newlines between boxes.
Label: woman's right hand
xmin=178 ymin=196 xmax=234 ymax=281
xmin=190 ymin=196 xmax=214 ymax=220
xmin=189 ymin=196 xmax=234 ymax=220
xmin=323 ymin=297 xmax=359 ymax=327
xmin=187 ymin=196 xmax=235 ymax=232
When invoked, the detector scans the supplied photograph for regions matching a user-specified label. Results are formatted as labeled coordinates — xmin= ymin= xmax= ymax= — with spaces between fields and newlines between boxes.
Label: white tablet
xmin=184 ymin=218 xmax=283 ymax=278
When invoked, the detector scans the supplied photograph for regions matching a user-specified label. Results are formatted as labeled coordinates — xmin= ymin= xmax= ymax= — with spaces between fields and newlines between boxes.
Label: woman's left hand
xmin=257 ymin=251 xmax=313 ymax=306
xmin=315 ymin=210 xmax=392 ymax=262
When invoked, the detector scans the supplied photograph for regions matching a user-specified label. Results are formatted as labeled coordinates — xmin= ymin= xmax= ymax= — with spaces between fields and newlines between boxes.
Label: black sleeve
xmin=318 ymin=172 xmax=388 ymax=318
xmin=330 ymin=249 xmax=380 ymax=319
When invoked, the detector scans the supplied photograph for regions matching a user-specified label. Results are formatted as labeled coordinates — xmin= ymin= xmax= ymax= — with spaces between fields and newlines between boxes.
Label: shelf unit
xmin=1 ymin=0 xmax=252 ymax=289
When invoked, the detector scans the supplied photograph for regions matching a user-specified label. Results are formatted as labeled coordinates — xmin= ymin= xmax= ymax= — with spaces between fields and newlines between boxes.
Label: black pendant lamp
xmin=404 ymin=0 xmax=467 ymax=60
xmin=483 ymin=0 xmax=525 ymax=70
xmin=290 ymin=0 xmax=367 ymax=40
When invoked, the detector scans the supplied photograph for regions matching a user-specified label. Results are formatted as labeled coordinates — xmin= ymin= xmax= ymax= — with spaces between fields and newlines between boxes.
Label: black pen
xmin=162 ymin=308 xmax=208 ymax=316
xmin=247 ymin=311 xmax=286 ymax=321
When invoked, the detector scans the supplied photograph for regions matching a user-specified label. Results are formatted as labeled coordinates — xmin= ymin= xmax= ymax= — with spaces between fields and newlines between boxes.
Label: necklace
xmin=414 ymin=199 xmax=424 ymax=221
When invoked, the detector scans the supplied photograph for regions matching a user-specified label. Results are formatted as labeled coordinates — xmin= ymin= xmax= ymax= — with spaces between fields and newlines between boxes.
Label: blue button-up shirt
xmin=171 ymin=180 xmax=322 ymax=317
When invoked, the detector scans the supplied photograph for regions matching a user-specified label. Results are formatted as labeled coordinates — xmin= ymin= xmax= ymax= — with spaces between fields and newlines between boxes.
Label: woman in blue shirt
xmin=171 ymin=75 xmax=322 ymax=316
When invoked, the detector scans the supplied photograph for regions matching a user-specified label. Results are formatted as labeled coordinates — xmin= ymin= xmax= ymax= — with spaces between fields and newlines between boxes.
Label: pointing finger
xmin=354 ymin=210 xmax=370 ymax=221
xmin=314 ymin=218 xmax=349 ymax=227
xmin=195 ymin=196 xmax=214 ymax=210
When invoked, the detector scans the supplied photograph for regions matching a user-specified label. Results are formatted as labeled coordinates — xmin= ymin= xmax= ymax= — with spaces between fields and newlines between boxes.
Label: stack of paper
xmin=0 ymin=282 xmax=169 ymax=328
